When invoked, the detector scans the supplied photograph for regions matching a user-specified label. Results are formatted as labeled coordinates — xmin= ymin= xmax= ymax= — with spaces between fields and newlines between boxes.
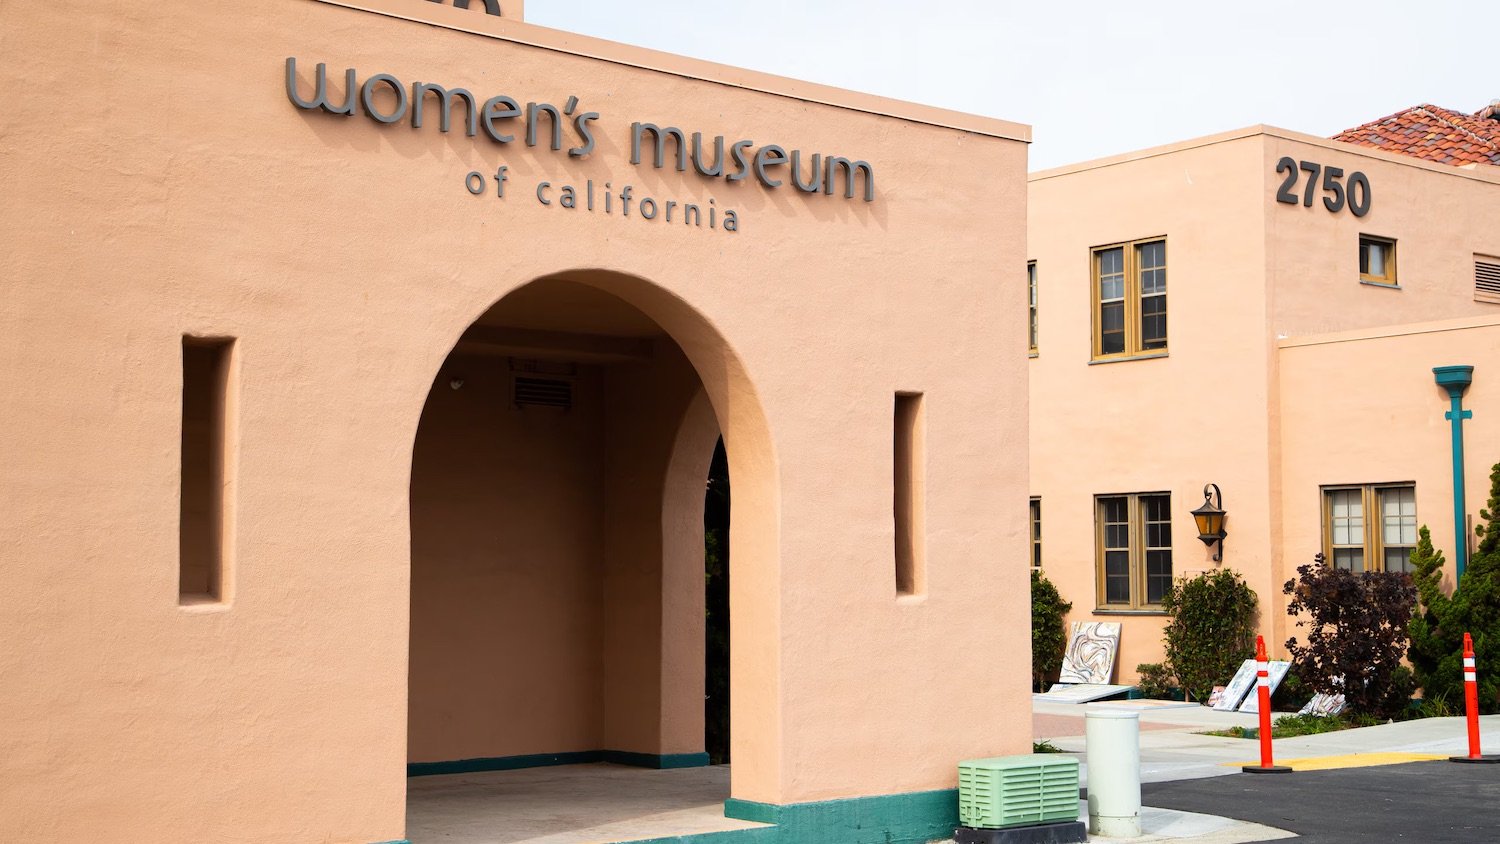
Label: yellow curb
xmin=1228 ymin=752 xmax=1447 ymax=771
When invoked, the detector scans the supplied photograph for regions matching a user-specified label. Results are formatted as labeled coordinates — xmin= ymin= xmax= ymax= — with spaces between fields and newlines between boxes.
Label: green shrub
xmin=1410 ymin=691 xmax=1456 ymax=719
xmin=1031 ymin=569 xmax=1073 ymax=692
xmin=1409 ymin=462 xmax=1500 ymax=714
xmin=1160 ymin=569 xmax=1257 ymax=702
xmin=1283 ymin=554 xmax=1417 ymax=719
xmin=1135 ymin=662 xmax=1175 ymax=699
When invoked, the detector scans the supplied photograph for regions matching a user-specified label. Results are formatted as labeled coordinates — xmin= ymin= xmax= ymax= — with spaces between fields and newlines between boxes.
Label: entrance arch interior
xmin=406 ymin=272 xmax=776 ymax=827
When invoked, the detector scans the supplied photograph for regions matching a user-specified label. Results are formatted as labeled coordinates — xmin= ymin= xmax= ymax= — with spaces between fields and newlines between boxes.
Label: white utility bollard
xmin=1085 ymin=708 xmax=1142 ymax=838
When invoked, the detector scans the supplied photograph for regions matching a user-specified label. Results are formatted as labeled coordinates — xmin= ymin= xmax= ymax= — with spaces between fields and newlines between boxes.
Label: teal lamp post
xmin=1434 ymin=365 xmax=1474 ymax=583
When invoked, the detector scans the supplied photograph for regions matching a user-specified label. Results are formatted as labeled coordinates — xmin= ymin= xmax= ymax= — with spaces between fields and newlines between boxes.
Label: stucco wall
xmin=1278 ymin=317 xmax=1500 ymax=603
xmin=408 ymin=357 xmax=607 ymax=762
xmin=0 ymin=1 xmax=1030 ymax=841
xmin=1265 ymin=133 xmax=1500 ymax=338
xmin=598 ymin=342 xmax=707 ymax=756
xmin=1029 ymin=128 xmax=1500 ymax=681
xmin=1027 ymin=135 xmax=1276 ymax=681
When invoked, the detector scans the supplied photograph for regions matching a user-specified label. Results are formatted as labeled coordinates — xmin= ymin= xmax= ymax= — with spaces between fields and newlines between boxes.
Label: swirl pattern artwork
xmin=1057 ymin=621 xmax=1121 ymax=685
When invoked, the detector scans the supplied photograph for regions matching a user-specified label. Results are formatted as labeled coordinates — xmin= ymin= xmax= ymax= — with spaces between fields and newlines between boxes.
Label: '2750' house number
xmin=1275 ymin=157 xmax=1371 ymax=217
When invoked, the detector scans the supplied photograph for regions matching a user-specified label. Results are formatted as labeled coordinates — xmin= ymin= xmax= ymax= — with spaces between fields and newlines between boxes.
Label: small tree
xmin=1031 ymin=570 xmax=1073 ymax=692
xmin=1283 ymin=555 xmax=1417 ymax=719
xmin=1160 ymin=569 xmax=1257 ymax=701
xmin=1409 ymin=462 xmax=1500 ymax=713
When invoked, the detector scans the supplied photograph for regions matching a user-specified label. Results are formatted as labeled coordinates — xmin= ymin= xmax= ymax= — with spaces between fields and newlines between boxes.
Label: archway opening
xmin=405 ymin=275 xmax=755 ymax=843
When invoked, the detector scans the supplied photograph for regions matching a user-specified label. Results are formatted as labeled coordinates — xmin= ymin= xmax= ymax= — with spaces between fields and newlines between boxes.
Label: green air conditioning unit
xmin=958 ymin=755 xmax=1079 ymax=829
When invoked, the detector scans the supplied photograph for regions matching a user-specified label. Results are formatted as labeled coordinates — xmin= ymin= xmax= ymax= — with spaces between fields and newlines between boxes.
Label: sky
xmin=526 ymin=0 xmax=1498 ymax=171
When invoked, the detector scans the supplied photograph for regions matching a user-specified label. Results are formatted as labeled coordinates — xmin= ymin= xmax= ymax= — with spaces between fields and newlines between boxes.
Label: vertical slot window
xmin=1379 ymin=486 xmax=1418 ymax=574
xmin=1141 ymin=494 xmax=1173 ymax=604
xmin=1029 ymin=497 xmax=1042 ymax=570
xmin=1326 ymin=488 xmax=1366 ymax=572
xmin=1027 ymin=261 xmax=1039 ymax=355
xmin=894 ymin=392 xmax=926 ymax=597
xmin=180 ymin=336 xmax=235 ymax=604
xmin=1096 ymin=248 xmax=1127 ymax=356
xmin=1098 ymin=496 xmax=1131 ymax=605
xmin=1137 ymin=240 xmax=1168 ymax=350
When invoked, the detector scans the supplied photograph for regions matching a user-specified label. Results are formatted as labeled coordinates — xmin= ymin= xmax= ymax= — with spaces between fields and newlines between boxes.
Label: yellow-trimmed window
xmin=1091 ymin=238 xmax=1167 ymax=359
xmin=1323 ymin=483 xmax=1417 ymax=572
xmin=1030 ymin=497 xmax=1042 ymax=570
xmin=1359 ymin=235 xmax=1397 ymax=286
xmin=1027 ymin=261 xmax=1039 ymax=355
xmin=1095 ymin=492 xmax=1172 ymax=609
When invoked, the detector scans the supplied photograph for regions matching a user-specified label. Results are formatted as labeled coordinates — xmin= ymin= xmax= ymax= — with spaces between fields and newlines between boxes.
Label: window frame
xmin=1027 ymin=260 xmax=1039 ymax=356
xmin=1090 ymin=237 xmax=1168 ymax=361
xmin=1320 ymin=483 xmax=1418 ymax=573
xmin=1358 ymin=234 xmax=1398 ymax=287
xmin=1029 ymin=496 xmax=1042 ymax=570
xmin=1093 ymin=491 xmax=1173 ymax=610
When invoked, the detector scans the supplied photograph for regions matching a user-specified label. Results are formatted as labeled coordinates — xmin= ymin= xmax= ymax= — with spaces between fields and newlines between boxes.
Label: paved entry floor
xmin=406 ymin=763 xmax=769 ymax=844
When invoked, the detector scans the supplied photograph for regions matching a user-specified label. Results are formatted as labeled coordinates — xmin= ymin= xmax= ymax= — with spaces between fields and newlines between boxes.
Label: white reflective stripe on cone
xmin=1465 ymin=658 xmax=1476 ymax=668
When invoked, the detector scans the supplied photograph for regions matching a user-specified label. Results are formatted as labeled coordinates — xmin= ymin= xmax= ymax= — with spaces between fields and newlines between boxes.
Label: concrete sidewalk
xmin=1032 ymin=697 xmax=1500 ymax=841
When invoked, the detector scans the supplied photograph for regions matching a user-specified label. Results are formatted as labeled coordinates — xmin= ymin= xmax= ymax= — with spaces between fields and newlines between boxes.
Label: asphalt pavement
xmin=1032 ymin=698 xmax=1500 ymax=842
xmin=1141 ymin=761 xmax=1500 ymax=843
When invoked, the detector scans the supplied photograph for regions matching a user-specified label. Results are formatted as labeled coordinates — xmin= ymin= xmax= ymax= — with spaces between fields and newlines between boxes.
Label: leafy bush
xmin=1409 ymin=691 xmax=1456 ymax=719
xmin=1408 ymin=462 xmax=1500 ymax=714
xmin=1031 ymin=569 xmax=1073 ymax=692
xmin=1135 ymin=662 xmax=1175 ymax=700
xmin=1283 ymin=555 xmax=1417 ymax=719
xmin=1160 ymin=569 xmax=1258 ymax=702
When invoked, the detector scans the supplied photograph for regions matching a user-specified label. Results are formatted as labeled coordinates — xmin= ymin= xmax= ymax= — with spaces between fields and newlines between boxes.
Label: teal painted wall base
xmin=622 ymin=789 xmax=960 ymax=844
xmin=604 ymin=750 xmax=713 ymax=769
xmin=407 ymin=750 xmax=711 ymax=777
xmin=716 ymin=788 xmax=960 ymax=844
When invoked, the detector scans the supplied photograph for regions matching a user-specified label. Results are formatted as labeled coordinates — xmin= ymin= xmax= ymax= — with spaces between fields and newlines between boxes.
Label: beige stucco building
xmin=1029 ymin=125 xmax=1500 ymax=681
xmin=1 ymin=2 xmax=1035 ymax=843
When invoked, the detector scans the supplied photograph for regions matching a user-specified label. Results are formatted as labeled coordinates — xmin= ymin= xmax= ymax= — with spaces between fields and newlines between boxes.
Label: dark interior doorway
xmin=704 ymin=437 xmax=730 ymax=764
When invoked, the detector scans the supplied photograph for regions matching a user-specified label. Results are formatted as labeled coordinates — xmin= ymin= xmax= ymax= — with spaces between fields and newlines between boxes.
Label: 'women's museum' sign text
xmin=285 ymin=58 xmax=879 ymax=234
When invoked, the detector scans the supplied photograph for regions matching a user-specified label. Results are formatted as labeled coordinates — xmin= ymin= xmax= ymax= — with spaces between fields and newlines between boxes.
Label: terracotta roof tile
xmin=1331 ymin=102 xmax=1500 ymax=166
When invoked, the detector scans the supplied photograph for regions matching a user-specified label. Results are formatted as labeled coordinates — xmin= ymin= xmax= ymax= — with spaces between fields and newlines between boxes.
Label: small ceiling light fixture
xmin=1191 ymin=483 xmax=1227 ymax=562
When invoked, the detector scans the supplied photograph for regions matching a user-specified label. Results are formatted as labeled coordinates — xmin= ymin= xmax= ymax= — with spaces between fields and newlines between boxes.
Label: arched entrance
xmin=405 ymin=271 xmax=775 ymax=841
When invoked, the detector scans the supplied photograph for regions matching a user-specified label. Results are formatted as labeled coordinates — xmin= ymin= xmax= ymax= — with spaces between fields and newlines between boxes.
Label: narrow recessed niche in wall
xmin=894 ymin=391 xmax=927 ymax=597
xmin=180 ymin=336 xmax=236 ymax=605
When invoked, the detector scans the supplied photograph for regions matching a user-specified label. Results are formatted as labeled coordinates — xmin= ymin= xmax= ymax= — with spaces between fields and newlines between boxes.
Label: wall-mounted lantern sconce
xmin=1191 ymin=483 xmax=1227 ymax=562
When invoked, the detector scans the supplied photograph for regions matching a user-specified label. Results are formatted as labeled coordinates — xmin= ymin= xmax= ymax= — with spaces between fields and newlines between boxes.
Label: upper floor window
xmin=1029 ymin=497 xmax=1042 ymax=570
xmin=1027 ymin=261 xmax=1039 ymax=355
xmin=1095 ymin=492 xmax=1172 ymax=609
xmin=1359 ymin=235 xmax=1397 ymax=286
xmin=1092 ymin=238 xmax=1167 ymax=360
xmin=1324 ymin=483 xmax=1417 ymax=573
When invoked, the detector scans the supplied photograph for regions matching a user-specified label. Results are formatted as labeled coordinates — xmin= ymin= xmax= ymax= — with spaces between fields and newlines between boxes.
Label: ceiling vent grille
xmin=1477 ymin=256 xmax=1500 ymax=304
xmin=513 ymin=376 xmax=572 ymax=410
